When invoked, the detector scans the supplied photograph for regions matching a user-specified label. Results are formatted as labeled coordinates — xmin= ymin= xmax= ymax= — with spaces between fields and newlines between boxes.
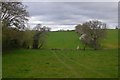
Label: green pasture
xmin=45 ymin=29 xmax=118 ymax=49
xmin=3 ymin=49 xmax=118 ymax=78
xmin=3 ymin=29 xmax=119 ymax=78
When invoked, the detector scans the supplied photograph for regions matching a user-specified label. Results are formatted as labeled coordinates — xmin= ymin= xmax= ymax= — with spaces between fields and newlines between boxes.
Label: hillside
xmin=45 ymin=29 xmax=118 ymax=49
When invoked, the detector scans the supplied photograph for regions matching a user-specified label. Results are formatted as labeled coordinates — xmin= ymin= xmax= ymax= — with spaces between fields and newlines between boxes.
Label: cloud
xmin=21 ymin=0 xmax=119 ymax=2
xmin=23 ymin=2 xmax=118 ymax=30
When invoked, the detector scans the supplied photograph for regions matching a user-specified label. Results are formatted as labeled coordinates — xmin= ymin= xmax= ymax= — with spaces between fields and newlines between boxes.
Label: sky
xmin=23 ymin=2 xmax=118 ymax=31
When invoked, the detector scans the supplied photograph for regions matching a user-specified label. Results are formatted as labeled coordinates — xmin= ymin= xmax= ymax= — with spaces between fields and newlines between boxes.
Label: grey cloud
xmin=23 ymin=2 xmax=118 ymax=29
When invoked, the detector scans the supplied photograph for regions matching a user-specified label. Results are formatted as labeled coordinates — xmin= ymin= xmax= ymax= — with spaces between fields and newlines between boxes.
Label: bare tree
xmin=1 ymin=2 xmax=29 ymax=29
xmin=75 ymin=20 xmax=107 ymax=50
xmin=42 ymin=26 xmax=51 ymax=32
xmin=33 ymin=24 xmax=42 ymax=31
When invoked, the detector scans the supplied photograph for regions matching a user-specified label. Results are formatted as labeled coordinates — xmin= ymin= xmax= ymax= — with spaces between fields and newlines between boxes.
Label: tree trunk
xmin=83 ymin=43 xmax=87 ymax=50
xmin=93 ymin=39 xmax=97 ymax=50
xmin=33 ymin=39 xmax=39 ymax=49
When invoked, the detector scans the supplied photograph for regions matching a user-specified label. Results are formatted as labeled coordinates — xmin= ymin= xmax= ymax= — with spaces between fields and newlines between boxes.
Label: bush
xmin=2 ymin=27 xmax=23 ymax=50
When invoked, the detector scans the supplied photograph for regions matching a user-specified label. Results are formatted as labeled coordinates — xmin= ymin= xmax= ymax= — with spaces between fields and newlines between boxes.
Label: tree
xmin=42 ymin=26 xmax=51 ymax=32
xmin=2 ymin=27 xmax=23 ymax=49
xmin=1 ymin=2 xmax=29 ymax=29
xmin=22 ymin=30 xmax=35 ymax=49
xmin=32 ymin=24 xmax=47 ymax=49
xmin=75 ymin=20 xmax=107 ymax=50
xmin=33 ymin=24 xmax=42 ymax=31
xmin=115 ymin=26 xmax=119 ymax=29
xmin=2 ymin=2 xmax=29 ymax=50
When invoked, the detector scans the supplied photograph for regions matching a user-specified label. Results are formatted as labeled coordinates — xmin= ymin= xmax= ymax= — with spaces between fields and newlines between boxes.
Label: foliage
xmin=2 ymin=25 xmax=49 ymax=50
xmin=33 ymin=31 xmax=41 ymax=49
xmin=1 ymin=2 xmax=50 ymax=50
xmin=2 ymin=27 xmax=23 ymax=49
xmin=75 ymin=20 xmax=107 ymax=50
xmin=32 ymin=24 xmax=49 ymax=49
xmin=22 ymin=30 xmax=35 ymax=49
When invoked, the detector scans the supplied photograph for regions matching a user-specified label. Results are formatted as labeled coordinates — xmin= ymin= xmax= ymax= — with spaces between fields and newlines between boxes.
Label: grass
xmin=3 ymin=49 xmax=118 ymax=78
xmin=3 ymin=29 xmax=119 ymax=78
xmin=45 ymin=30 xmax=119 ymax=49
xmin=45 ymin=31 xmax=81 ymax=49
xmin=101 ymin=29 xmax=118 ymax=48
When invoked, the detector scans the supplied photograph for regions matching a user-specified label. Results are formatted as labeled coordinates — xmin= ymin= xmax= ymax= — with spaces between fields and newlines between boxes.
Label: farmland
xmin=3 ymin=29 xmax=119 ymax=78
xmin=45 ymin=29 xmax=118 ymax=49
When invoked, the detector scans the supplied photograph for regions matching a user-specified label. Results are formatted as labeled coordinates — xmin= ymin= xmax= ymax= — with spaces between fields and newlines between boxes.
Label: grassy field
xmin=45 ymin=29 xmax=118 ymax=49
xmin=3 ymin=49 xmax=118 ymax=78
xmin=101 ymin=29 xmax=118 ymax=48
xmin=3 ymin=29 xmax=119 ymax=78
xmin=45 ymin=31 xmax=80 ymax=49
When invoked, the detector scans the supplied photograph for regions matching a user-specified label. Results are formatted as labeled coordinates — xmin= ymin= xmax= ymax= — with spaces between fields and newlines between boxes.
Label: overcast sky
xmin=23 ymin=2 xmax=118 ymax=31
